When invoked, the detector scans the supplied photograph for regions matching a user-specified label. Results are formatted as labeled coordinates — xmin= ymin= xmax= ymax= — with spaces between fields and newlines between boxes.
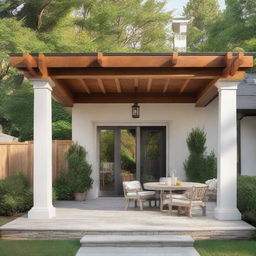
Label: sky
xmin=165 ymin=0 xmax=226 ymax=15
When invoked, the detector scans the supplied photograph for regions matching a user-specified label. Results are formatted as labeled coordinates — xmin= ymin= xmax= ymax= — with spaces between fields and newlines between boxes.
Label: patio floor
xmin=0 ymin=198 xmax=254 ymax=240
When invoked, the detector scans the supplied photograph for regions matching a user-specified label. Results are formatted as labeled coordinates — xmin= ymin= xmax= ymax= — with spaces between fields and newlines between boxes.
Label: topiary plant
xmin=66 ymin=143 xmax=93 ymax=194
xmin=184 ymin=127 xmax=217 ymax=183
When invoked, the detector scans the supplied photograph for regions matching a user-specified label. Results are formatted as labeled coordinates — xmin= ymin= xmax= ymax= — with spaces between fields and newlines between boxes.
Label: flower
xmin=205 ymin=178 xmax=217 ymax=191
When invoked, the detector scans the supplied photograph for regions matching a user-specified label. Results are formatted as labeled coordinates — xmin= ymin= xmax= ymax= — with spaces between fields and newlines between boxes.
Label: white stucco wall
xmin=72 ymin=99 xmax=218 ymax=199
xmin=241 ymin=116 xmax=256 ymax=176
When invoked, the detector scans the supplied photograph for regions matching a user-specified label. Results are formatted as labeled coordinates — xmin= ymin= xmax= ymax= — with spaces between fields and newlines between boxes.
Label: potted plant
xmin=66 ymin=143 xmax=93 ymax=201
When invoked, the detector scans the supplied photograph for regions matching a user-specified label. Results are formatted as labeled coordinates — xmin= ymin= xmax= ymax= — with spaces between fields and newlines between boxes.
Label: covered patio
xmin=8 ymin=52 xmax=254 ymax=224
xmin=1 ymin=198 xmax=254 ymax=240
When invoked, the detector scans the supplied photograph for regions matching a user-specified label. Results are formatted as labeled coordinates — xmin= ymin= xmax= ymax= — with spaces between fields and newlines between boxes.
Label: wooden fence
xmin=0 ymin=140 xmax=73 ymax=183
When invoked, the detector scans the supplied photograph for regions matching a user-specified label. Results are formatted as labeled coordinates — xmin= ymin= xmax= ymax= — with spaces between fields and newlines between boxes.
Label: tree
xmin=184 ymin=128 xmax=217 ymax=183
xmin=73 ymin=0 xmax=172 ymax=52
xmin=0 ymin=80 xmax=71 ymax=141
xmin=202 ymin=0 xmax=256 ymax=52
xmin=183 ymin=0 xmax=221 ymax=50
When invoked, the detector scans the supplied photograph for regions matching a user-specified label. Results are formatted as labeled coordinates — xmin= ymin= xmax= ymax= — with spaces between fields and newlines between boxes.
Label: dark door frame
xmin=98 ymin=126 xmax=166 ymax=196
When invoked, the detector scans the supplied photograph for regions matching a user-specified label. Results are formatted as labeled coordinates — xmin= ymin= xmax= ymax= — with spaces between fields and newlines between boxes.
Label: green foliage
xmin=183 ymin=0 xmax=221 ymax=50
xmin=52 ymin=120 xmax=72 ymax=140
xmin=186 ymin=127 xmax=206 ymax=154
xmin=202 ymin=0 xmax=256 ymax=52
xmin=184 ymin=128 xmax=217 ymax=183
xmin=0 ymin=80 xmax=71 ymax=141
xmin=0 ymin=172 xmax=33 ymax=216
xmin=237 ymin=175 xmax=256 ymax=226
xmin=66 ymin=144 xmax=93 ymax=193
xmin=54 ymin=171 xmax=74 ymax=200
xmin=54 ymin=144 xmax=93 ymax=199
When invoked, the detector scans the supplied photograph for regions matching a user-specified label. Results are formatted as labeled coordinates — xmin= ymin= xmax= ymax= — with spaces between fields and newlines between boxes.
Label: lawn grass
xmin=0 ymin=240 xmax=80 ymax=256
xmin=195 ymin=240 xmax=256 ymax=256
xmin=0 ymin=216 xmax=17 ymax=226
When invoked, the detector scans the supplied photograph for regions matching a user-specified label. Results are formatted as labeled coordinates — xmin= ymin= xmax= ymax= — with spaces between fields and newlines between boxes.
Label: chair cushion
xmin=163 ymin=198 xmax=190 ymax=205
xmin=123 ymin=181 xmax=141 ymax=192
xmin=127 ymin=191 xmax=156 ymax=198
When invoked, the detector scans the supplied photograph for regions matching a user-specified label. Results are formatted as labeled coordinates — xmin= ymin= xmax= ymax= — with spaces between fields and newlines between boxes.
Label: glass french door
xmin=98 ymin=126 xmax=166 ymax=196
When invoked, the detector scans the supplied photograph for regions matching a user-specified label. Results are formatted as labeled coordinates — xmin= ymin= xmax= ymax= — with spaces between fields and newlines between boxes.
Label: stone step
xmin=76 ymin=247 xmax=200 ymax=256
xmin=80 ymin=234 xmax=194 ymax=247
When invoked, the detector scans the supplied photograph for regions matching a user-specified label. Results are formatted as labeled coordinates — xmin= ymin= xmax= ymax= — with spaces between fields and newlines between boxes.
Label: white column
xmin=214 ymin=80 xmax=241 ymax=220
xmin=28 ymin=79 xmax=56 ymax=219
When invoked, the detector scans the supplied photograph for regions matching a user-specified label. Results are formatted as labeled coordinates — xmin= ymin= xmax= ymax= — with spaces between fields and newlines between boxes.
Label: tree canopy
xmin=0 ymin=0 xmax=172 ymax=141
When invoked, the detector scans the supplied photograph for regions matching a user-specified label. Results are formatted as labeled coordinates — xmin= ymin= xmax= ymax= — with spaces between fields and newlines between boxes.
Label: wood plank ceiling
xmin=10 ymin=52 xmax=254 ymax=107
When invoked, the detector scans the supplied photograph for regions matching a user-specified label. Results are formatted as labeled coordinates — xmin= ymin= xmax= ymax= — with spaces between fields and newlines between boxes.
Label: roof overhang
xmin=10 ymin=52 xmax=255 ymax=107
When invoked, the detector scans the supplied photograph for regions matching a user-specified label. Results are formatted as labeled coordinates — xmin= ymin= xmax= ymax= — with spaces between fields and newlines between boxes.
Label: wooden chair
xmin=123 ymin=180 xmax=156 ymax=211
xmin=163 ymin=186 xmax=208 ymax=217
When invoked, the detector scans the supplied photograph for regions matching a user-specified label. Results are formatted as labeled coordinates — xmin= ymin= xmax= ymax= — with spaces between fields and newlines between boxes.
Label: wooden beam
xmin=195 ymin=79 xmax=219 ymax=107
xmin=179 ymin=79 xmax=190 ymax=94
xmin=222 ymin=52 xmax=233 ymax=77
xmin=114 ymin=78 xmax=122 ymax=93
xmin=50 ymin=68 xmax=223 ymax=79
xmin=79 ymin=79 xmax=90 ymax=94
xmin=11 ymin=55 xmax=254 ymax=69
xmin=74 ymin=93 xmax=196 ymax=104
xmin=147 ymin=78 xmax=153 ymax=92
xmin=230 ymin=52 xmax=244 ymax=76
xmin=97 ymin=52 xmax=104 ymax=67
xmin=51 ymin=79 xmax=74 ymax=107
xmin=38 ymin=53 xmax=48 ymax=78
xmin=171 ymin=52 xmax=178 ymax=66
xmin=97 ymin=78 xmax=106 ymax=94
xmin=23 ymin=53 xmax=38 ymax=77
xmin=134 ymin=78 xmax=139 ymax=87
xmin=162 ymin=79 xmax=170 ymax=93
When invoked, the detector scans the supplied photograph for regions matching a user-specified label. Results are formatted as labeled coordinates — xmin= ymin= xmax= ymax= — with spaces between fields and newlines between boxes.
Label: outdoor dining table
xmin=143 ymin=181 xmax=207 ymax=212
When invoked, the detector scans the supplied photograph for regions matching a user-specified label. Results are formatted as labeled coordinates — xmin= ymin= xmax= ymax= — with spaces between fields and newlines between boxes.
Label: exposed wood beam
xmin=50 ymin=68 xmax=224 ymax=79
xmin=11 ymin=55 xmax=253 ymax=69
xmin=38 ymin=53 xmax=48 ymax=78
xmin=179 ymin=79 xmax=190 ymax=94
xmin=51 ymin=79 xmax=74 ymax=107
xmin=97 ymin=78 xmax=106 ymax=94
xmin=97 ymin=52 xmax=103 ymax=67
xmin=134 ymin=78 xmax=139 ymax=87
xmin=79 ymin=79 xmax=90 ymax=94
xmin=162 ymin=79 xmax=170 ymax=93
xmin=195 ymin=79 xmax=219 ymax=107
xmin=114 ymin=78 xmax=122 ymax=93
xmin=230 ymin=52 xmax=244 ymax=76
xmin=222 ymin=52 xmax=233 ymax=77
xmin=23 ymin=53 xmax=38 ymax=77
xmin=147 ymin=78 xmax=153 ymax=92
xmin=74 ymin=93 xmax=196 ymax=104
xmin=171 ymin=52 xmax=178 ymax=66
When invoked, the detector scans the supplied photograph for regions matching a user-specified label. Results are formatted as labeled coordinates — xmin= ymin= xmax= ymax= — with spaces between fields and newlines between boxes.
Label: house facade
xmin=10 ymin=52 xmax=254 ymax=221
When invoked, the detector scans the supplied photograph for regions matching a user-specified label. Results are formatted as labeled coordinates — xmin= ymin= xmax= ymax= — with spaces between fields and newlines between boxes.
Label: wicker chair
xmin=163 ymin=186 xmax=208 ymax=217
xmin=123 ymin=180 xmax=156 ymax=211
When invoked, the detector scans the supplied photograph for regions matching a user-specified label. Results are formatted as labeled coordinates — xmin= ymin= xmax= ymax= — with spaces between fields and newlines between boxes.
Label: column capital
xmin=29 ymin=78 xmax=55 ymax=91
xmin=215 ymin=79 xmax=241 ymax=91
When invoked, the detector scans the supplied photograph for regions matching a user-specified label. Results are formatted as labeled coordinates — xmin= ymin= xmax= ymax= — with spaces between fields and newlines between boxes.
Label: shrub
xmin=237 ymin=175 xmax=256 ymax=226
xmin=66 ymin=144 xmax=93 ymax=193
xmin=0 ymin=172 xmax=33 ymax=216
xmin=54 ymin=171 xmax=74 ymax=200
xmin=0 ymin=194 xmax=17 ymax=216
xmin=184 ymin=128 xmax=217 ymax=183
xmin=54 ymin=143 xmax=93 ymax=199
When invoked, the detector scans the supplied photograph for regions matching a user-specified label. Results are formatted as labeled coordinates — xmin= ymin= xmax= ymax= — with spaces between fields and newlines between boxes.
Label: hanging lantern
xmin=132 ymin=102 xmax=140 ymax=118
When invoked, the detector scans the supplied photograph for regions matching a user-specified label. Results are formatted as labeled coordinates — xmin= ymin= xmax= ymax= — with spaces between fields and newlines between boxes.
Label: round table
xmin=143 ymin=181 xmax=207 ymax=211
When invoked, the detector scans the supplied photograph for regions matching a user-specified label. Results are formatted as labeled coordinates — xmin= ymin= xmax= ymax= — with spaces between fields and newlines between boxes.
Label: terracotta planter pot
xmin=121 ymin=173 xmax=135 ymax=182
xmin=74 ymin=192 xmax=87 ymax=201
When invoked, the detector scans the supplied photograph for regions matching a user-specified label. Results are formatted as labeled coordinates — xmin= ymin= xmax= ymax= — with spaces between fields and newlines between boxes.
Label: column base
xmin=214 ymin=207 xmax=241 ymax=220
xmin=28 ymin=206 xmax=56 ymax=219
